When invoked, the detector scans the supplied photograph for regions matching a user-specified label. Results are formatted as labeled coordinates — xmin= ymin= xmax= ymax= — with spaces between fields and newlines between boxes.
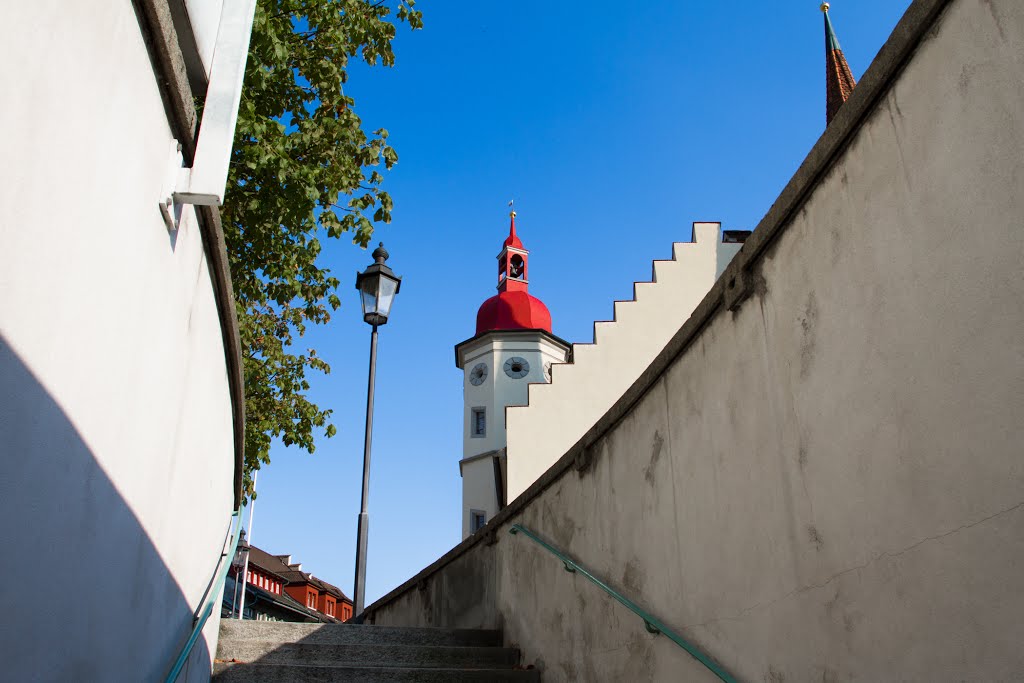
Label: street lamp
xmin=352 ymin=242 xmax=401 ymax=615
xmin=230 ymin=529 xmax=250 ymax=618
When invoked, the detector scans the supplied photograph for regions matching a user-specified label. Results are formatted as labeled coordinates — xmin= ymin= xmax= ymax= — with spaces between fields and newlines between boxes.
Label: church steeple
xmin=822 ymin=3 xmax=857 ymax=124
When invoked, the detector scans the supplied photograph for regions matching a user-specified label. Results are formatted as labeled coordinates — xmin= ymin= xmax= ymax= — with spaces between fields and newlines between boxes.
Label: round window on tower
xmin=469 ymin=363 xmax=488 ymax=386
xmin=504 ymin=356 xmax=530 ymax=379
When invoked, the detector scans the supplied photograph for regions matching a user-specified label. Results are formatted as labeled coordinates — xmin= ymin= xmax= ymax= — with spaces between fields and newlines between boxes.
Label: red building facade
xmin=225 ymin=544 xmax=353 ymax=623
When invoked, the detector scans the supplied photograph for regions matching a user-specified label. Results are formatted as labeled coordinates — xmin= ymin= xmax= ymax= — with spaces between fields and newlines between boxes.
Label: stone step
xmin=219 ymin=621 xmax=502 ymax=648
xmin=212 ymin=663 xmax=540 ymax=682
xmin=216 ymin=641 xmax=520 ymax=669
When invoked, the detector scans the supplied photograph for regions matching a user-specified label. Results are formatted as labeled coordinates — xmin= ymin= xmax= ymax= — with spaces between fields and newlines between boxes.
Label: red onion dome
xmin=476 ymin=290 xmax=552 ymax=334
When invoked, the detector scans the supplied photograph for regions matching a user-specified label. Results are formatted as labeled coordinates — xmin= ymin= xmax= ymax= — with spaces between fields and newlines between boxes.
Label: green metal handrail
xmin=164 ymin=509 xmax=241 ymax=683
xmin=509 ymin=523 xmax=738 ymax=683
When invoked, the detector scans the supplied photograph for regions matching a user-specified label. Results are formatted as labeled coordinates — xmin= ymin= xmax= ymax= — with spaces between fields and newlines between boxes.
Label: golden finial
xmin=508 ymin=199 xmax=516 ymax=218
xmin=820 ymin=2 xmax=830 ymax=11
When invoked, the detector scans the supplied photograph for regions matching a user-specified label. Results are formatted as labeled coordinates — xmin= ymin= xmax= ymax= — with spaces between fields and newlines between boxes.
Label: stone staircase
xmin=213 ymin=620 xmax=539 ymax=682
xmin=505 ymin=222 xmax=748 ymax=499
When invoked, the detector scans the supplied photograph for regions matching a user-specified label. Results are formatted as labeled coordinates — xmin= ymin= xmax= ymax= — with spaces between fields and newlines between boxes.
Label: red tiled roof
xmin=245 ymin=544 xmax=351 ymax=603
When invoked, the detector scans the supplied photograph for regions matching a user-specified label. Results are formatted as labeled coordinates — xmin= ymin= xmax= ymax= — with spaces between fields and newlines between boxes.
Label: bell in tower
xmin=509 ymin=254 xmax=525 ymax=280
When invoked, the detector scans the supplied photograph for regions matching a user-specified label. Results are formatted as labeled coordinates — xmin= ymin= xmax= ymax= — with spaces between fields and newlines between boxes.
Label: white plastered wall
xmin=0 ymin=2 xmax=236 ymax=680
xmin=505 ymin=224 xmax=742 ymax=500
xmin=461 ymin=458 xmax=499 ymax=538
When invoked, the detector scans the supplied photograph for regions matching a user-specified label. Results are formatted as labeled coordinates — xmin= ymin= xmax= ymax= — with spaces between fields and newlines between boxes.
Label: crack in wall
xmin=683 ymin=499 xmax=1024 ymax=630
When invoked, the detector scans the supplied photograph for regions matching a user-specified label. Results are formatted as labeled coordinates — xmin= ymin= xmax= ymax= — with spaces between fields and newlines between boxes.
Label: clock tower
xmin=454 ymin=210 xmax=571 ymax=538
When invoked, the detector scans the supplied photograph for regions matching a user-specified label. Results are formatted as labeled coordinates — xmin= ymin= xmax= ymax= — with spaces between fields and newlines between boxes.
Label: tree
xmin=222 ymin=0 xmax=423 ymax=499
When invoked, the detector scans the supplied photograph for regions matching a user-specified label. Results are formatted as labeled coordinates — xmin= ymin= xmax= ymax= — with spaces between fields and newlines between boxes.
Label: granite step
xmin=211 ymin=662 xmax=540 ymax=682
xmin=215 ymin=640 xmax=520 ymax=669
xmin=218 ymin=621 xmax=502 ymax=647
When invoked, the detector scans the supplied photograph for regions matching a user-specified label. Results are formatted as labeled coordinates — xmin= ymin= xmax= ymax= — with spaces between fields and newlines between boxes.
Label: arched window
xmin=509 ymin=254 xmax=525 ymax=279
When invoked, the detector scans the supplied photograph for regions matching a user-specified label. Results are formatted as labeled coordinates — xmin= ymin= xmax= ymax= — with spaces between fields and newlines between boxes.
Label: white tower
xmin=454 ymin=211 xmax=571 ymax=538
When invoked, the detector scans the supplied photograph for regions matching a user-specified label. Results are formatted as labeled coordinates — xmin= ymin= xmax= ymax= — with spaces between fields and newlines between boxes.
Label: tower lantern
xmin=497 ymin=210 xmax=529 ymax=292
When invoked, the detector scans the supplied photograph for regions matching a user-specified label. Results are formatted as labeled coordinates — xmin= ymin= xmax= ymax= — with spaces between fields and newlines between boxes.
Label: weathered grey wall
xmin=365 ymin=1 xmax=1024 ymax=681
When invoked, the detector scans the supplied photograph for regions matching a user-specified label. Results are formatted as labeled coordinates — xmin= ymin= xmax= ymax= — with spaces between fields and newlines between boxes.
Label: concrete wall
xmin=363 ymin=1 xmax=1024 ymax=681
xmin=0 ymin=2 xmax=240 ymax=681
xmin=505 ymin=224 xmax=742 ymax=501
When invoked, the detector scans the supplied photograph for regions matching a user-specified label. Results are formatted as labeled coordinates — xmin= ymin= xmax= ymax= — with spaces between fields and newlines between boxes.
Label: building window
xmin=471 ymin=408 xmax=486 ymax=438
xmin=470 ymin=509 xmax=487 ymax=533
xmin=308 ymin=593 xmax=315 ymax=608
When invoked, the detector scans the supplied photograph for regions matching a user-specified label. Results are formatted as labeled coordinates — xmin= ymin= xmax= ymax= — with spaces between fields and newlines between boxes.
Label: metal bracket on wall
xmin=723 ymin=266 xmax=755 ymax=312
xmin=158 ymin=0 xmax=257 ymax=229
xmin=159 ymin=139 xmax=185 ymax=232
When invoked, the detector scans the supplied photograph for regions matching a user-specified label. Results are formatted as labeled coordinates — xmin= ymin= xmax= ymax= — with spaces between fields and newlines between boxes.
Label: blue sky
xmin=248 ymin=1 xmax=912 ymax=607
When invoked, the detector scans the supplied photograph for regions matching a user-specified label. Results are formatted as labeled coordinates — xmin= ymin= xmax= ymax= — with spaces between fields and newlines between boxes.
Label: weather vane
xmin=509 ymin=199 xmax=516 ymax=218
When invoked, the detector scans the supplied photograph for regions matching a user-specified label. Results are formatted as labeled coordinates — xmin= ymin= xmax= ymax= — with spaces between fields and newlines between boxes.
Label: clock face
xmin=504 ymin=356 xmax=530 ymax=379
xmin=469 ymin=363 xmax=488 ymax=386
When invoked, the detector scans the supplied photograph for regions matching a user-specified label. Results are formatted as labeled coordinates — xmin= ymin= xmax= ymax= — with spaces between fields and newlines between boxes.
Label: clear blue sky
xmin=248 ymin=1 xmax=912 ymax=607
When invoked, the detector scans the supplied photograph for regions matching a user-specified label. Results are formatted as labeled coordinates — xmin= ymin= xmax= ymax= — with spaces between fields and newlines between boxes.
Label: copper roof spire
xmin=822 ymin=3 xmax=857 ymax=124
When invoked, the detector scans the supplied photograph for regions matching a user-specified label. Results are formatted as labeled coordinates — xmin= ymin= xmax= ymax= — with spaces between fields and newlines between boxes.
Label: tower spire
xmin=508 ymin=200 xmax=517 ymax=244
xmin=821 ymin=3 xmax=857 ymax=125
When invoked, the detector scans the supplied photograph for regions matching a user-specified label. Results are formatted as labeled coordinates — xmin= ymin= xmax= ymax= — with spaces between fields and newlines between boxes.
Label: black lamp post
xmin=230 ymin=529 xmax=250 ymax=618
xmin=352 ymin=243 xmax=401 ymax=615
